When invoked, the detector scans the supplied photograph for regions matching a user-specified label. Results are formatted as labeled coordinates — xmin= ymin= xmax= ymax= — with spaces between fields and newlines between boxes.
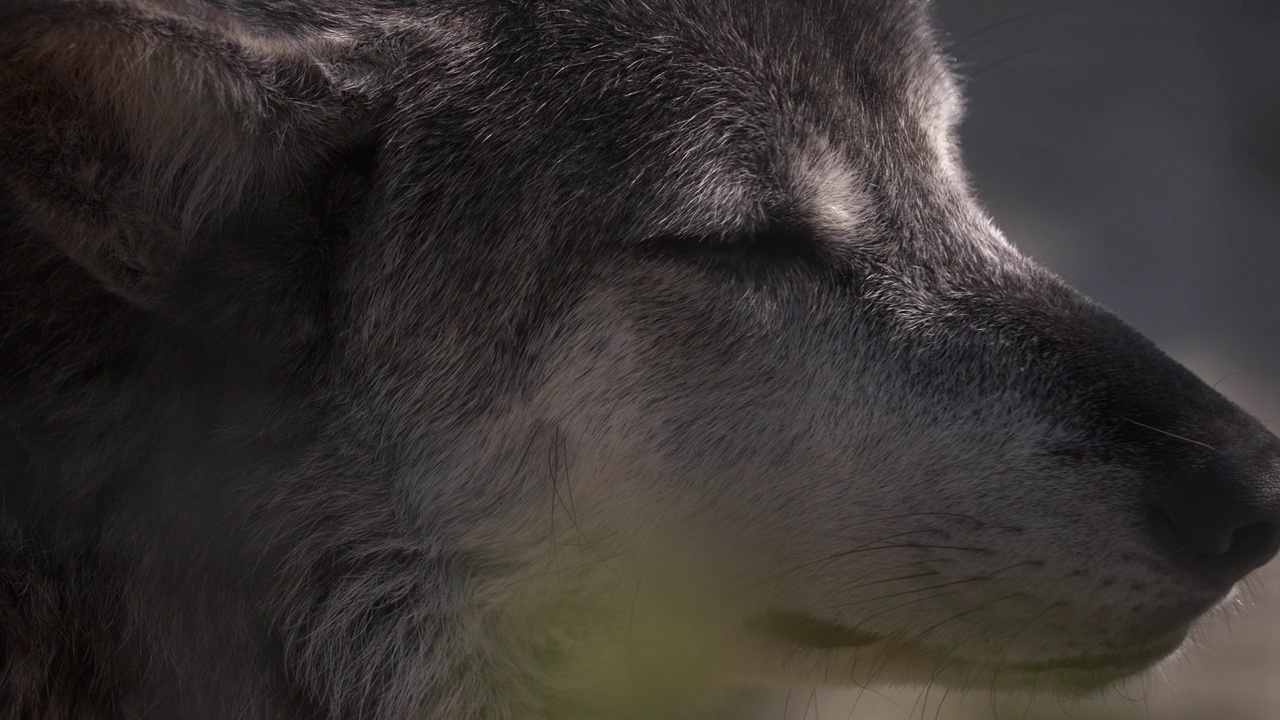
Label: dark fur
xmin=2 ymin=1 xmax=1279 ymax=718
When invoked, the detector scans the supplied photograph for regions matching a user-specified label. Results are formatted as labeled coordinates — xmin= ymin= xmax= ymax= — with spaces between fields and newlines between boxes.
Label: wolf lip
xmin=1006 ymin=633 xmax=1187 ymax=674
xmin=744 ymin=610 xmax=881 ymax=648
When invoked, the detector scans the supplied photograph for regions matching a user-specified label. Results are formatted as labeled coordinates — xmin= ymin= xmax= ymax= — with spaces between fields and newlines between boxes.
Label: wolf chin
xmin=2 ymin=1 xmax=1278 ymax=718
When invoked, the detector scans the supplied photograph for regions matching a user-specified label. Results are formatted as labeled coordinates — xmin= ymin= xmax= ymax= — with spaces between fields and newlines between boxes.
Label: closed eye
xmin=641 ymin=220 xmax=825 ymax=270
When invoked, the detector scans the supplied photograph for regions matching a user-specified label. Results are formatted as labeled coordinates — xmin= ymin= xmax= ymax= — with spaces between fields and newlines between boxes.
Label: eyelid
xmin=642 ymin=220 xmax=823 ymax=265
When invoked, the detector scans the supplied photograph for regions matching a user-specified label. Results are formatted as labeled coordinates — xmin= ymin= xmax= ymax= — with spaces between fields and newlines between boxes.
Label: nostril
xmin=1149 ymin=447 xmax=1280 ymax=580
xmin=1142 ymin=434 xmax=1280 ymax=583
xmin=1223 ymin=520 xmax=1280 ymax=572
xmin=1153 ymin=505 xmax=1280 ymax=580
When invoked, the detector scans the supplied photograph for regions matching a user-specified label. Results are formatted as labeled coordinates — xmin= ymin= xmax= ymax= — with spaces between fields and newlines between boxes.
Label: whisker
xmin=948 ymin=1 xmax=1094 ymax=55
xmin=971 ymin=41 xmax=1058 ymax=77
xmin=952 ymin=17 xmax=1044 ymax=60
xmin=818 ymin=558 xmax=1032 ymax=614
xmin=835 ymin=573 xmax=1002 ymax=609
xmin=743 ymin=529 xmax=946 ymax=591
xmin=846 ymin=590 xmax=963 ymax=628
xmin=1120 ymin=417 xmax=1219 ymax=453
xmin=873 ymin=511 xmax=1024 ymax=533
xmin=933 ymin=682 xmax=953 ymax=720
xmin=904 ymin=592 xmax=1025 ymax=645
xmin=554 ymin=433 xmax=592 ymax=555
xmin=915 ymin=647 xmax=956 ymax=720
xmin=1212 ymin=369 xmax=1249 ymax=390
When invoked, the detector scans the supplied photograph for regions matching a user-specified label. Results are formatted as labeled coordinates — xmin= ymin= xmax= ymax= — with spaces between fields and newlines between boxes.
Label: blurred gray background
xmin=767 ymin=2 xmax=1280 ymax=719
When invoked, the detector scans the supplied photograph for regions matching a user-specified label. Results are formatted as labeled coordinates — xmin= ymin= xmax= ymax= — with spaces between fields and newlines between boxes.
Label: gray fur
xmin=2 ymin=1 xmax=1279 ymax=718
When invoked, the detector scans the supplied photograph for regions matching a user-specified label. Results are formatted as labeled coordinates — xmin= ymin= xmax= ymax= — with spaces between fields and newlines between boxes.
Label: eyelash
xmin=641 ymin=220 xmax=823 ymax=269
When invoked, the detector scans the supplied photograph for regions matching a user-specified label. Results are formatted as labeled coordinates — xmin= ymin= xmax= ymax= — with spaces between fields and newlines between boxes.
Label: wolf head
xmin=2 ymin=0 xmax=1278 ymax=716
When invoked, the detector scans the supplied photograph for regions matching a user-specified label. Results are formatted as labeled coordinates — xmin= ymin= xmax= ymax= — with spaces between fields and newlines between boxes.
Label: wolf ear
xmin=0 ymin=1 xmax=373 ymax=307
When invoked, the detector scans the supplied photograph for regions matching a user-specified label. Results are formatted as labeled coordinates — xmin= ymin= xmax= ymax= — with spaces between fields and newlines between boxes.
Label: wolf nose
xmin=1156 ymin=449 xmax=1280 ymax=580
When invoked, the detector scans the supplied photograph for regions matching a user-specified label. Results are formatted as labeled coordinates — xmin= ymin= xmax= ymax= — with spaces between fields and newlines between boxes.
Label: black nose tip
xmin=1156 ymin=450 xmax=1280 ymax=580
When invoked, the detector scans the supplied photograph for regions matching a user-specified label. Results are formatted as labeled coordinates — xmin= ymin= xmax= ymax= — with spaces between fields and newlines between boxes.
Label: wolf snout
xmin=1150 ymin=440 xmax=1280 ymax=583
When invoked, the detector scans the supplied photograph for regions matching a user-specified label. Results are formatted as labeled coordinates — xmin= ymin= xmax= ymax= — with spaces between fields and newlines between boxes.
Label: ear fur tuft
xmin=0 ymin=0 xmax=371 ymax=304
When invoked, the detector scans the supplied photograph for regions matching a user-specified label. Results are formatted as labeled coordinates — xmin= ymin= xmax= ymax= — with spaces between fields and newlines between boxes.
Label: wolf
xmin=1 ymin=0 xmax=1277 ymax=718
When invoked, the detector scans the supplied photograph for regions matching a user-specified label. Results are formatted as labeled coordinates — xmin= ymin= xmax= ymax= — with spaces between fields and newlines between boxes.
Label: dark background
xmin=768 ymin=3 xmax=1280 ymax=719
xmin=940 ymin=0 xmax=1279 ymax=427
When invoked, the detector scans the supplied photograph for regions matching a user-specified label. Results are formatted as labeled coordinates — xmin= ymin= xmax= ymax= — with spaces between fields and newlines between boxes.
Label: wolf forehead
xmin=330 ymin=0 xmax=964 ymax=238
